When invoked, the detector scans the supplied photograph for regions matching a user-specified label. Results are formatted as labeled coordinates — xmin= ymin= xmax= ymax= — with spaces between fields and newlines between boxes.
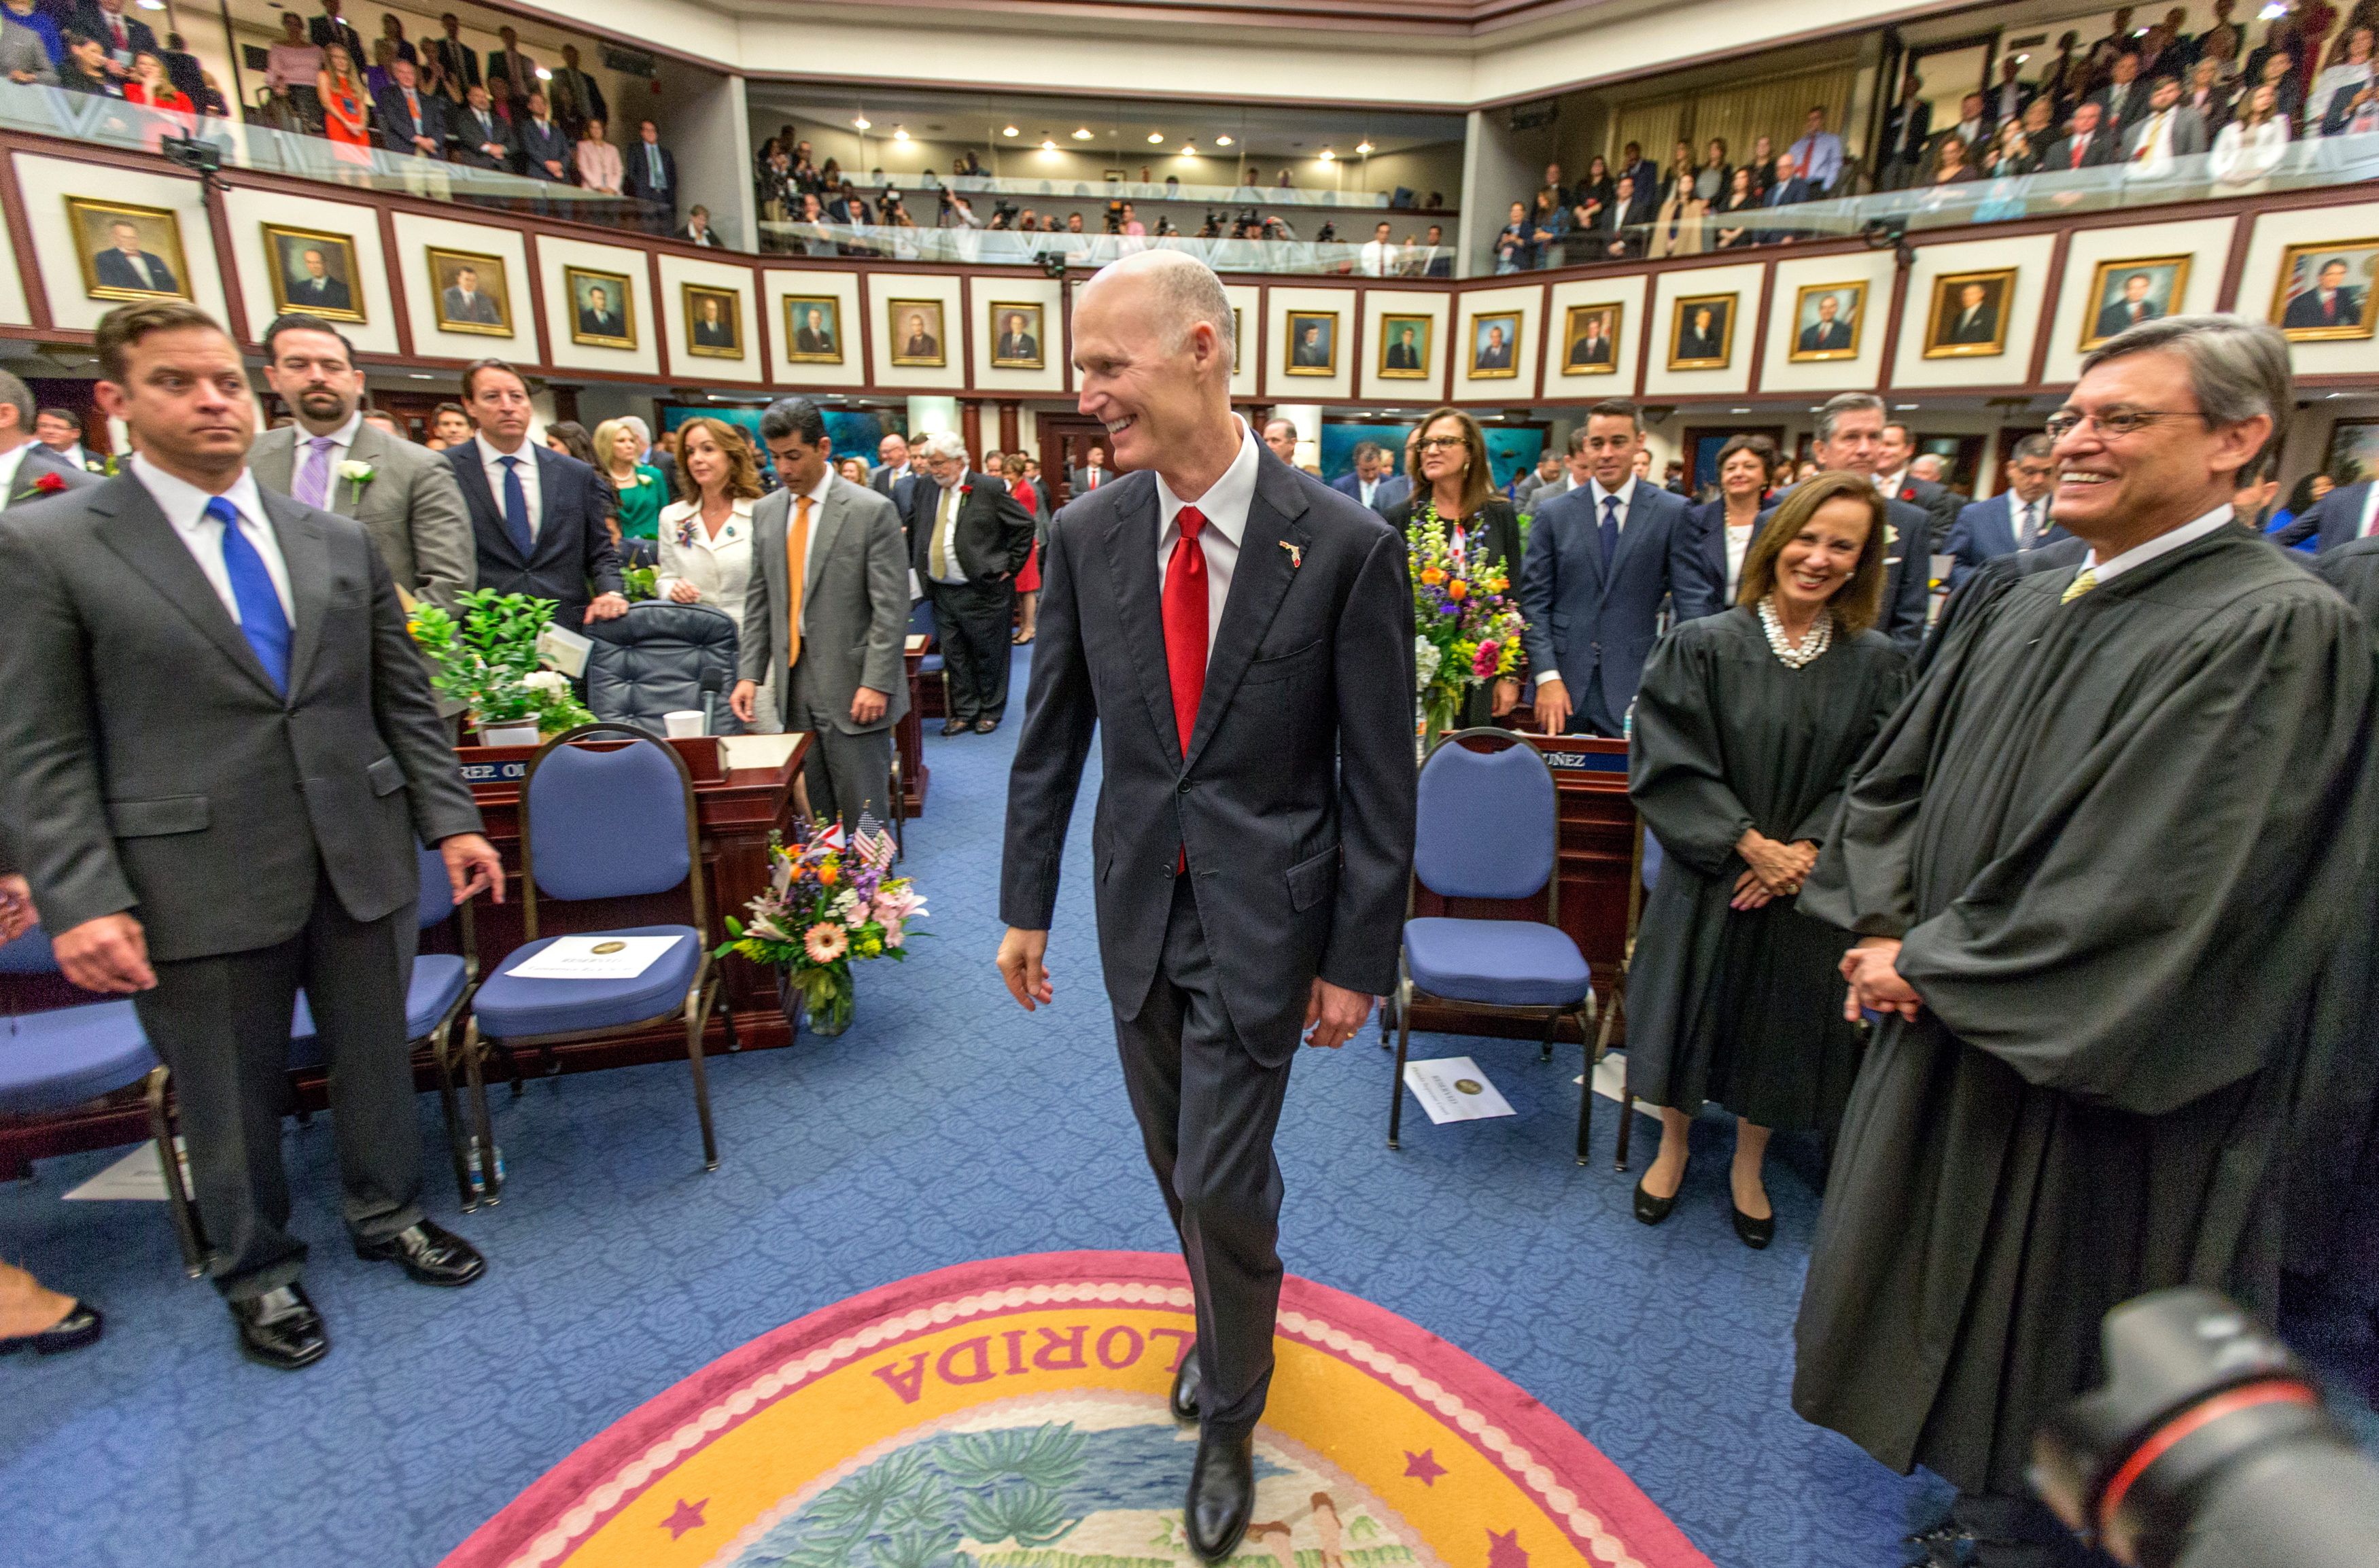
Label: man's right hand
xmin=54 ymin=912 xmax=155 ymax=994
xmin=729 ymin=679 xmax=758 ymax=723
xmin=997 ymin=926 xmax=1052 ymax=1011
xmin=1533 ymin=677 xmax=1571 ymax=735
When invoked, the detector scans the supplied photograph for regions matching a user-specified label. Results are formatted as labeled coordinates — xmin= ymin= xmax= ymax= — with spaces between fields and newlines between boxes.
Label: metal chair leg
xmin=145 ymin=1066 xmax=207 ymax=1278
xmin=462 ymin=1020 xmax=504 ymax=1205
xmin=1615 ymin=1057 xmax=1636 ymax=1173
xmin=427 ymin=1023 xmax=476 ymax=1211
xmin=1574 ymin=1003 xmax=1595 ymax=1166
xmin=1387 ymin=982 xmax=1414 ymax=1151
xmin=1540 ymin=1005 xmax=1562 ymax=1063
xmin=687 ymin=981 xmax=720 ymax=1171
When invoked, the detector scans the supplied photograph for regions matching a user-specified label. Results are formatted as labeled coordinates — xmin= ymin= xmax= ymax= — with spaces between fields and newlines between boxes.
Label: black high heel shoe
xmin=1633 ymin=1172 xmax=1682 ymax=1225
xmin=1730 ymin=1198 xmax=1775 ymax=1250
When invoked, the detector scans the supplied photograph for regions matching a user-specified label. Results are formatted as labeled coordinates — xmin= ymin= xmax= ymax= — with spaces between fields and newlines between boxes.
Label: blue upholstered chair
xmin=1388 ymin=729 xmax=1599 ymax=1160
xmin=909 ymin=597 xmax=946 ymax=716
xmin=462 ymin=725 xmax=733 ymax=1189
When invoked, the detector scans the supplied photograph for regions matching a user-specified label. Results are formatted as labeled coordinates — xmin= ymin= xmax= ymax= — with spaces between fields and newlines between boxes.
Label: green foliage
xmin=938 ymin=1425 xmax=1089 ymax=1491
xmin=621 ymin=563 xmax=659 ymax=602
xmin=960 ymin=1486 xmax=1077 ymax=1550
xmin=408 ymin=589 xmax=590 ymax=735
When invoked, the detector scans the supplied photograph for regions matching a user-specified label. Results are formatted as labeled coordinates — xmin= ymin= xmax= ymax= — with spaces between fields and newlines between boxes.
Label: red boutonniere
xmin=33 ymin=470 xmax=67 ymax=493
xmin=959 ymin=485 xmax=973 ymax=496
xmin=1900 ymin=487 xmax=1917 ymax=503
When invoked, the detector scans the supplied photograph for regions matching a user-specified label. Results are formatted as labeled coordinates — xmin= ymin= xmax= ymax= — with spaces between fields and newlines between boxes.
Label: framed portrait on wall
xmin=782 ymin=296 xmax=843 ymax=364
xmin=426 ymin=247 xmax=512 ymax=336
xmin=1560 ymin=302 xmax=1621 ymax=375
xmin=2326 ymin=419 xmax=2379 ymax=487
xmin=1667 ymin=293 xmax=1735 ymax=370
xmin=888 ymin=298 xmax=946 ymax=367
xmin=1922 ymin=268 xmax=2016 ymax=358
xmin=566 ymin=266 xmax=635 ymax=349
xmin=2270 ymin=240 xmax=2378 ymax=342
xmin=1378 ymin=313 xmax=1431 ymax=379
xmin=1467 ymin=311 xmax=1520 ymax=379
xmin=989 ymin=301 xmax=1045 ymax=368
xmin=263 ymin=224 xmax=364 ymax=323
xmin=2079 ymin=255 xmax=2190 ymax=349
xmin=682 ymin=284 xmax=742 ymax=360
xmin=1284 ymin=310 xmax=1338 ymax=376
xmin=69 ymin=198 xmax=191 ymax=302
xmin=1788 ymin=282 xmax=1864 ymax=362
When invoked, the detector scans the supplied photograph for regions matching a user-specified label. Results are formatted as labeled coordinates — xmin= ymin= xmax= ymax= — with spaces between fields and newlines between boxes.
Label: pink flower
xmin=1472 ymin=640 xmax=1500 ymax=678
xmin=803 ymin=922 xmax=848 ymax=962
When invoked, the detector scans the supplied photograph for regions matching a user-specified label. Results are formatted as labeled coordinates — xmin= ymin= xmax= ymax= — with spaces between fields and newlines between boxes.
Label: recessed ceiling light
xmin=1003 ymin=125 xmax=1019 ymax=137
xmin=1215 ymin=134 xmax=1233 ymax=146
xmin=1149 ymin=132 xmax=1167 ymax=144
xmin=1072 ymin=128 xmax=1092 ymax=140
xmin=1355 ymin=141 xmax=1374 ymax=154
xmin=1179 ymin=144 xmax=1196 ymax=156
xmin=853 ymin=117 xmax=871 ymax=130
xmin=1317 ymin=148 xmax=1335 ymax=162
xmin=1041 ymin=140 xmax=1056 ymax=152
xmin=892 ymin=127 xmax=909 ymax=141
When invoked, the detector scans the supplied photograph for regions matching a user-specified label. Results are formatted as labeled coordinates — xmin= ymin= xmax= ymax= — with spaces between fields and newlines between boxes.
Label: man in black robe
xmin=1798 ymin=315 xmax=2379 ymax=1567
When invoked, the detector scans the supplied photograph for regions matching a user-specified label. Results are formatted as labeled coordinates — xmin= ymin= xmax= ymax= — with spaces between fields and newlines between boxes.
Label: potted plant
xmin=716 ymin=818 xmax=925 ymax=1037
xmin=409 ymin=590 xmax=594 ymax=745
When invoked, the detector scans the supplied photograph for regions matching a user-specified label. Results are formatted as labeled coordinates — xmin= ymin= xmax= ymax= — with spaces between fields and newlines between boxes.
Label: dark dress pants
xmin=928 ymin=576 xmax=1015 ymax=725
xmin=1562 ymin=671 xmax=1624 ymax=738
xmin=1113 ymin=875 xmax=1297 ymax=1439
xmin=133 ymin=873 xmax=423 ymax=1300
xmin=788 ymin=662 xmax=895 ymax=831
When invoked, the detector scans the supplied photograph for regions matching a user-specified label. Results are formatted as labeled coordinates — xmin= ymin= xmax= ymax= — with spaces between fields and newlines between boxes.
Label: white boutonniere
xmin=337 ymin=459 xmax=376 ymax=502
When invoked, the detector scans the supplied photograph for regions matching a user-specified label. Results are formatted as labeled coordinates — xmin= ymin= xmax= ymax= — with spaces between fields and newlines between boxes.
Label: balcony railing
xmin=754 ymin=220 xmax=1458 ymax=275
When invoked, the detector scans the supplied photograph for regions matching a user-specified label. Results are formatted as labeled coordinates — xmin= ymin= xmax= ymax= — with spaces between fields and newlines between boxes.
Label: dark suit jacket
xmin=447 ymin=442 xmax=623 ymax=630
xmin=2273 ymin=483 xmax=2376 ymax=553
xmin=306 ymin=13 xmax=363 ymax=63
xmin=2282 ymin=286 xmax=2365 ymax=331
xmin=372 ymin=80 xmax=440 ymax=153
xmin=871 ymin=464 xmax=915 ymax=510
xmin=1945 ymin=491 xmax=2069 ymax=585
xmin=1943 ymin=304 xmax=1999 ymax=343
xmin=70 ymin=5 xmax=155 ymax=58
xmin=422 ymin=34 xmax=477 ymax=94
xmin=906 ymin=471 xmax=1035 ymax=583
xmin=1517 ymin=481 xmax=1723 ymax=726
xmin=622 ymin=141 xmax=677 ymax=209
xmin=1752 ymin=491 xmax=1932 ymax=652
xmin=1882 ymin=99 xmax=1932 ymax=165
xmin=285 ymin=273 xmax=353 ymax=312
xmin=999 ymin=453 xmax=1415 ymax=1063
xmin=1890 ymin=474 xmax=1964 ymax=547
xmin=2041 ymin=128 xmax=2121 ymax=169
xmin=2095 ymin=297 xmax=2160 ymax=337
xmin=578 ymin=309 xmax=624 ymax=338
xmin=2090 ymin=82 xmax=2153 ymax=130
xmin=446 ymin=104 xmax=513 ymax=169
xmin=1330 ymin=473 xmax=1399 ymax=517
xmin=1384 ymin=495 xmax=1518 ymax=573
xmin=513 ymin=116 xmax=571 ymax=178
xmin=3 ymin=445 xmax=99 ymax=508
xmin=0 ymin=474 xmax=482 ymax=958
xmin=92 ymin=247 xmax=177 ymax=294
xmin=1799 ymin=319 xmax=1854 ymax=352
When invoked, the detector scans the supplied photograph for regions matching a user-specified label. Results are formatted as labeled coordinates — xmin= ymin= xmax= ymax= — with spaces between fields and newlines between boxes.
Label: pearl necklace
xmin=1758 ymin=595 xmax=1833 ymax=669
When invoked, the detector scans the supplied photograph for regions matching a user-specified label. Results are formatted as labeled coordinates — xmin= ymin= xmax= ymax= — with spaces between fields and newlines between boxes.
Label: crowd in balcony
xmin=1498 ymin=0 xmax=2379 ymax=269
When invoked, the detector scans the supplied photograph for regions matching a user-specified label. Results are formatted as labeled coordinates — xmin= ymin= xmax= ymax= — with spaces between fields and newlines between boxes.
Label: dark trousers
xmin=1561 ymin=674 xmax=1624 ymax=738
xmin=133 ymin=875 xmax=422 ymax=1300
xmin=1113 ymin=876 xmax=1297 ymax=1438
xmin=928 ymin=576 xmax=1015 ymax=725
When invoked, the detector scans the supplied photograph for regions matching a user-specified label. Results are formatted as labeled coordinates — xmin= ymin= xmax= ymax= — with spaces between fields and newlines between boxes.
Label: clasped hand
xmin=1729 ymin=829 xmax=1816 ymax=911
xmin=1839 ymin=937 xmax=1922 ymax=1022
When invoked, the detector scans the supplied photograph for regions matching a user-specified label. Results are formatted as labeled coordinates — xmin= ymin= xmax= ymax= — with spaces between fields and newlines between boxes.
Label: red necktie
xmin=2071 ymin=143 xmax=2085 ymax=169
xmin=111 ymin=16 xmax=125 ymax=46
xmin=1162 ymin=505 xmax=1209 ymax=867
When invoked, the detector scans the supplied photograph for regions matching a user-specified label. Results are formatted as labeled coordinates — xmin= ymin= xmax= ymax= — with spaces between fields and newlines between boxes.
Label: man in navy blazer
xmin=622 ymin=120 xmax=680 ymax=234
xmin=998 ymin=253 xmax=1413 ymax=1561
xmin=1518 ymin=401 xmax=1723 ymax=736
xmin=1328 ymin=440 xmax=1395 ymax=515
xmin=2273 ymin=478 xmax=2379 ymax=553
xmin=1778 ymin=394 xmax=1933 ymax=651
xmin=445 ymin=359 xmax=625 ymax=632
xmin=1945 ymin=434 xmax=2062 ymax=585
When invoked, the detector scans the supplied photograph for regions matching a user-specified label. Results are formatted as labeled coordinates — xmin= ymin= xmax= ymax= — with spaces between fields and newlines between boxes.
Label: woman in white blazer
xmin=655 ymin=417 xmax=774 ymax=727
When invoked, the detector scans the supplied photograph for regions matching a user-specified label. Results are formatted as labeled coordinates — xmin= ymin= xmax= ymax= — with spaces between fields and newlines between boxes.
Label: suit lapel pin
xmin=1281 ymin=542 xmax=1303 ymax=568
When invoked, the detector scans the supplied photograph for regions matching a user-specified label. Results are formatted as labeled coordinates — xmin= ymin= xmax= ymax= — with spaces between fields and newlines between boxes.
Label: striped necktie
xmin=2061 ymin=568 xmax=2098 ymax=604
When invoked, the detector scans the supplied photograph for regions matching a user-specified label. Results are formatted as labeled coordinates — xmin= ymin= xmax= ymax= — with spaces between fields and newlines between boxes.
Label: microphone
xmin=699 ymin=669 xmax=724 ymax=737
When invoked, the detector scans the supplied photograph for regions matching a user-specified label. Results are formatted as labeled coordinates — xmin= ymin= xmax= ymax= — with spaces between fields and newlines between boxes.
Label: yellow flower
xmin=1419 ymin=567 xmax=1444 ymax=586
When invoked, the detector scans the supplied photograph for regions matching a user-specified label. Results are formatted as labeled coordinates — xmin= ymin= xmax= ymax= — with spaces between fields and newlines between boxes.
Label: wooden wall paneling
xmin=1741 ymin=258 xmax=1775 ymax=391
xmin=2215 ymin=209 xmax=2259 ymax=312
xmin=375 ymin=204 xmax=415 ymax=356
xmin=1873 ymin=256 xmax=1913 ymax=392
xmin=752 ymin=262 xmax=774 ymax=385
xmin=2024 ymin=226 xmax=2074 ymax=389
xmin=0 ymin=152 xmax=50 ymax=331
xmin=200 ymin=181 xmax=248 ymax=347
xmin=647 ymin=248 xmax=672 ymax=383
xmin=520 ymin=232 xmax=553 ymax=367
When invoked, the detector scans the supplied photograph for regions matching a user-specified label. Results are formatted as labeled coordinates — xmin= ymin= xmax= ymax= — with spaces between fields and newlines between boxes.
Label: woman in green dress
xmin=1623 ymin=471 xmax=1907 ymax=1247
xmin=593 ymin=417 xmax=667 ymax=544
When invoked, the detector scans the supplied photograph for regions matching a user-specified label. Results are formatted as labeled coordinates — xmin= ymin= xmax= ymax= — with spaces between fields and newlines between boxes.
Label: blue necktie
xmin=213 ymin=495 xmax=289 ymax=694
xmin=1599 ymin=495 xmax=1620 ymax=574
xmin=499 ymin=455 xmax=533 ymax=557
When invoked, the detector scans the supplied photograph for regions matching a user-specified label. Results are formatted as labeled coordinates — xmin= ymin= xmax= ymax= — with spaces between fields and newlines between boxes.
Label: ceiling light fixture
xmin=1002 ymin=125 xmax=1019 ymax=137
xmin=1215 ymin=134 xmax=1233 ymax=146
xmin=1355 ymin=141 xmax=1374 ymax=154
xmin=1317 ymin=148 xmax=1335 ymax=162
xmin=1072 ymin=128 xmax=1092 ymax=140
xmin=892 ymin=127 xmax=909 ymax=141
xmin=1041 ymin=140 xmax=1057 ymax=152
xmin=853 ymin=116 xmax=871 ymax=130
xmin=1148 ymin=131 xmax=1166 ymax=143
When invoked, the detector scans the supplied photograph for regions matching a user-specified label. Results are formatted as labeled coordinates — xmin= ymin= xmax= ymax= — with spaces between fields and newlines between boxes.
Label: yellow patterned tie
xmin=2061 ymin=568 xmax=2098 ymax=605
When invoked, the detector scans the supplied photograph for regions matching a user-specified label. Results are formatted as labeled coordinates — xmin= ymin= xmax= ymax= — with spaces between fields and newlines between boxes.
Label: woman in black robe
xmin=1386 ymin=406 xmax=1522 ymax=727
xmin=1623 ymin=471 xmax=1908 ymax=1247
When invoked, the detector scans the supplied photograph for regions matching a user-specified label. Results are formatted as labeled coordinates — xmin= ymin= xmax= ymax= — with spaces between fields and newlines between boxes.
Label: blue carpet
xmin=5 ymin=645 xmax=1953 ymax=1567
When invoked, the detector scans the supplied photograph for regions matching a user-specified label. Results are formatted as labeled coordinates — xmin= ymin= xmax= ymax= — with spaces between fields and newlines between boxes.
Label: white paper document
xmin=65 ymin=1138 xmax=188 ymax=1201
xmin=718 ymin=733 xmax=804 ymax=771
xmin=1576 ymin=1049 xmax=1629 ymax=1103
xmin=536 ymin=622 xmax=594 ymax=678
xmin=506 ymin=934 xmax=684 ymax=980
xmin=1402 ymin=1056 xmax=1516 ymax=1124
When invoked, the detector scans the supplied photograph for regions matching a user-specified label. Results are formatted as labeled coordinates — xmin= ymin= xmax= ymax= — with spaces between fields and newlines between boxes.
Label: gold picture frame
xmin=1283 ymin=309 xmax=1338 ymax=377
xmin=887 ymin=298 xmax=946 ymax=368
xmin=426 ymin=247 xmax=513 ymax=338
xmin=682 ymin=284 xmax=743 ymax=360
xmin=1377 ymin=313 xmax=1432 ymax=379
xmin=1466 ymin=311 xmax=1520 ymax=379
xmin=262 ymin=224 xmax=364 ymax=324
xmin=1667 ymin=292 xmax=1737 ymax=370
xmin=2270 ymin=239 xmax=2379 ymax=343
xmin=2079 ymin=256 xmax=2191 ymax=351
xmin=1559 ymin=302 xmax=1622 ymax=377
xmin=988 ymin=300 xmax=1045 ymax=369
xmin=1922 ymin=268 xmax=2016 ymax=359
xmin=1786 ymin=281 xmax=1866 ymax=363
xmin=69 ymin=197 xmax=192 ymax=303
xmin=782 ymin=295 xmax=843 ymax=364
xmin=565 ymin=265 xmax=636 ymax=350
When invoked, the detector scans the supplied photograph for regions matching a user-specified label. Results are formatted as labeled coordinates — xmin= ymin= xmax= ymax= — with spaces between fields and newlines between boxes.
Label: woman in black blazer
xmin=1385 ymin=406 xmax=1523 ymax=727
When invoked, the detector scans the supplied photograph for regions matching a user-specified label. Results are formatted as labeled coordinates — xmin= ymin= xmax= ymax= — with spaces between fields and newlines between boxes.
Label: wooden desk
xmin=1405 ymin=733 xmax=1638 ymax=1045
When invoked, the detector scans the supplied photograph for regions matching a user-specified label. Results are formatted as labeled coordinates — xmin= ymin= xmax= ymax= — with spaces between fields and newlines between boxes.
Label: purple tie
xmin=294 ymin=436 xmax=335 ymax=508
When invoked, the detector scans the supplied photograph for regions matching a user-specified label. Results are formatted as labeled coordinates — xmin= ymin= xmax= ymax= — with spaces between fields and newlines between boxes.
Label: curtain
xmin=1610 ymin=59 xmax=1862 ymax=175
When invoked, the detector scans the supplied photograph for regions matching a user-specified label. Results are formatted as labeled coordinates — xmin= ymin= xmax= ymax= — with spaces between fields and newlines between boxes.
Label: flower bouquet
xmin=1408 ymin=504 xmax=1527 ymax=751
xmin=715 ymin=816 xmax=926 ymax=1037
xmin=408 ymin=589 xmax=594 ymax=744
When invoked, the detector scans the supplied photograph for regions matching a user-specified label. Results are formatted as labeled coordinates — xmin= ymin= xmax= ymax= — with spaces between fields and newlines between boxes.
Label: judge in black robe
xmin=1796 ymin=343 xmax=2378 ymax=1560
xmin=1626 ymin=475 xmax=1907 ymax=1243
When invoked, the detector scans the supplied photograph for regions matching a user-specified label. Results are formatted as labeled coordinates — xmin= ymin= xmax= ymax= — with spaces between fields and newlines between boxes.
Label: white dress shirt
xmin=1357 ymin=239 xmax=1395 ymax=277
xmin=1724 ymin=519 xmax=1755 ymax=600
xmin=1155 ymin=416 xmax=1260 ymax=660
xmin=1533 ymin=475 xmax=1641 ymax=687
xmin=2086 ymin=503 xmax=2234 ymax=582
xmin=655 ymin=495 xmax=758 ymax=612
xmin=0 ymin=439 xmax=31 ymax=499
xmin=1357 ymin=476 xmax=1379 ymax=509
xmin=133 ymin=457 xmax=295 ymax=624
xmin=474 ymin=432 xmax=542 ymax=540
xmin=2353 ymin=484 xmax=2379 ymax=541
xmin=927 ymin=478 xmax=968 ymax=585
xmin=2009 ymin=491 xmax=2049 ymax=549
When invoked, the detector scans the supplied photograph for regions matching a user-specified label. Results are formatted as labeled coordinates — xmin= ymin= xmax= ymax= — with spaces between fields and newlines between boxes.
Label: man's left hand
xmin=585 ymin=592 xmax=629 ymax=621
xmin=1840 ymin=936 xmax=1920 ymax=1022
xmin=0 ymin=875 xmax=34 ymax=945
xmin=440 ymin=833 xmax=506 ymax=904
xmin=850 ymin=686 xmax=888 ymax=725
xmin=1303 ymin=978 xmax=1374 ymax=1049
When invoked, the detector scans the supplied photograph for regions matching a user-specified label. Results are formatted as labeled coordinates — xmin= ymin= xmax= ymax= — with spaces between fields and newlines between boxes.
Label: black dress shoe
xmin=1168 ymin=1346 xmax=1202 ymax=1423
xmin=1633 ymin=1174 xmax=1680 ymax=1226
xmin=974 ymin=717 xmax=999 ymax=734
xmin=940 ymin=720 xmax=971 ymax=736
xmin=231 ymin=1284 xmax=328 ymax=1370
xmin=0 ymin=1299 xmax=103 ymax=1356
xmin=1184 ymin=1427 xmax=1254 ymax=1561
xmin=354 ymin=1220 xmax=486 ymax=1287
xmin=1730 ymin=1200 xmax=1775 ymax=1250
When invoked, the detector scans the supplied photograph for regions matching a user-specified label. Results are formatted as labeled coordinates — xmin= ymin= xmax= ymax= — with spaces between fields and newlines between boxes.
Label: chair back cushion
xmin=1414 ymin=736 xmax=1555 ymax=901
xmin=584 ymin=601 xmax=746 ymax=737
xmin=0 ymin=926 xmax=58 ymax=975
xmin=417 ymin=843 xmax=455 ymax=929
xmin=525 ymin=737 xmax=693 ymax=901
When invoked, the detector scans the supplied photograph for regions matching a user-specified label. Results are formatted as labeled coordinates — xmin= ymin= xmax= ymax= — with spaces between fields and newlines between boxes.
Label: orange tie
xmin=785 ymin=495 xmax=812 ymax=669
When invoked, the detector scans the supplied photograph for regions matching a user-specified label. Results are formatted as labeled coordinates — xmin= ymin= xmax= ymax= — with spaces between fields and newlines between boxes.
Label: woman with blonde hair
xmin=1385 ymin=406 xmax=1523 ymax=722
xmin=591 ymin=417 xmax=667 ymax=544
xmin=314 ymin=41 xmax=372 ymax=180
xmin=1623 ymin=471 xmax=1907 ymax=1247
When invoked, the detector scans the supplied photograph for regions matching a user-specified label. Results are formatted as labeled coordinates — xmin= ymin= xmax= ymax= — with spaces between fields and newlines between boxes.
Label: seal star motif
xmin=660 ymin=1497 xmax=708 ymax=1540
xmin=1403 ymin=1448 xmax=1448 ymax=1485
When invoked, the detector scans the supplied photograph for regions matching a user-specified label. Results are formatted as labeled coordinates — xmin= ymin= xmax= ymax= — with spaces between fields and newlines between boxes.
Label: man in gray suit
xmin=731 ymin=396 xmax=911 ymax=831
xmin=0 ymin=301 xmax=504 ymax=1371
xmin=250 ymin=313 xmax=474 ymax=616
xmin=0 ymin=370 xmax=97 ymax=506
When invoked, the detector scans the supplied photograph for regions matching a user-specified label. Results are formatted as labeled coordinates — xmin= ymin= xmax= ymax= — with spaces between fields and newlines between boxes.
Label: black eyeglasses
xmin=2043 ymin=408 xmax=2208 ymax=442
xmin=1416 ymin=436 xmax=1467 ymax=452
